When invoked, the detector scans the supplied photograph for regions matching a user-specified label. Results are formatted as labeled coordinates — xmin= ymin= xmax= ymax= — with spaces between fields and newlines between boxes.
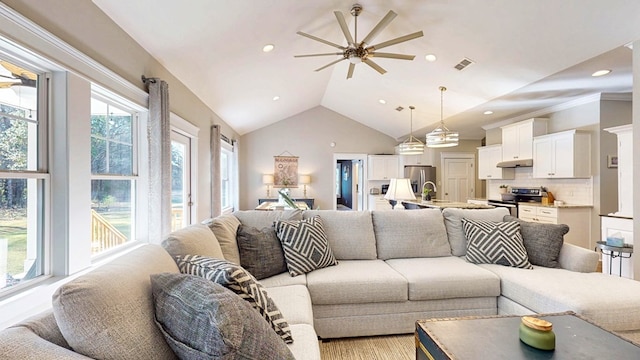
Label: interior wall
xmin=2 ymin=0 xmax=237 ymax=221
xmin=599 ymin=99 xmax=633 ymax=215
xmin=239 ymin=106 xmax=400 ymax=210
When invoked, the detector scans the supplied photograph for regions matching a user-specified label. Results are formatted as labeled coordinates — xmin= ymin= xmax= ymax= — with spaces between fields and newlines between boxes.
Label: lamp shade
xmin=262 ymin=174 xmax=274 ymax=184
xmin=299 ymin=175 xmax=311 ymax=184
xmin=383 ymin=178 xmax=416 ymax=201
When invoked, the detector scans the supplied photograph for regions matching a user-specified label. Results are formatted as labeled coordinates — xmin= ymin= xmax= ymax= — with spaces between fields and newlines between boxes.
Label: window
xmin=90 ymin=94 xmax=137 ymax=256
xmin=0 ymin=59 xmax=48 ymax=291
xmin=221 ymin=140 xmax=234 ymax=213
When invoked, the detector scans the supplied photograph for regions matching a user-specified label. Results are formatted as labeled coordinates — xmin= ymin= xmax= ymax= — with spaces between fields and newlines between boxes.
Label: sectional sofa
xmin=1 ymin=208 xmax=640 ymax=359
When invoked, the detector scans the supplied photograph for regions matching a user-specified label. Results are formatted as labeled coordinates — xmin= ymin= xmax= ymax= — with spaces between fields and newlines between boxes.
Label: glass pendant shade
xmin=427 ymin=86 xmax=459 ymax=148
xmin=399 ymin=106 xmax=425 ymax=155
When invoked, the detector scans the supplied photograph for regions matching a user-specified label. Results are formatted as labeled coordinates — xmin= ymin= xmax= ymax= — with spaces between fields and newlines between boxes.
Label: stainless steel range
xmin=487 ymin=187 xmax=543 ymax=217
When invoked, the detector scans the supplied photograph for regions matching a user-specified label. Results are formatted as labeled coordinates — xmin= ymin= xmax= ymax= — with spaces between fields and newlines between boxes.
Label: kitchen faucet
xmin=422 ymin=181 xmax=437 ymax=194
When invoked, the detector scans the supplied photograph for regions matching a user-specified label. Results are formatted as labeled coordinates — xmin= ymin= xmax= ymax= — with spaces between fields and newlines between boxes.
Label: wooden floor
xmin=319 ymin=334 xmax=415 ymax=360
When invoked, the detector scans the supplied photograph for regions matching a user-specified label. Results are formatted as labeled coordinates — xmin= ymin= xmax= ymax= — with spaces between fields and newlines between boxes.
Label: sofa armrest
xmin=557 ymin=243 xmax=599 ymax=273
xmin=0 ymin=327 xmax=93 ymax=359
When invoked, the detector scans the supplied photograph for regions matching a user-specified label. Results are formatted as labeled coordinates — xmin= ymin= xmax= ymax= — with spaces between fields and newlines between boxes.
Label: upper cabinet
xmin=477 ymin=145 xmax=514 ymax=180
xmin=532 ymin=130 xmax=591 ymax=178
xmin=501 ymin=118 xmax=548 ymax=161
xmin=368 ymin=155 xmax=400 ymax=180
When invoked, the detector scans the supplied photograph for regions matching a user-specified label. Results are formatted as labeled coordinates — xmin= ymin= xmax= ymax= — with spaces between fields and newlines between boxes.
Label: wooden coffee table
xmin=416 ymin=312 xmax=640 ymax=359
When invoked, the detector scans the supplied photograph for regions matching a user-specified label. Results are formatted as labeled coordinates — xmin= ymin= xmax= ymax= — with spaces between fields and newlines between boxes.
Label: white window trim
xmin=221 ymin=140 xmax=235 ymax=214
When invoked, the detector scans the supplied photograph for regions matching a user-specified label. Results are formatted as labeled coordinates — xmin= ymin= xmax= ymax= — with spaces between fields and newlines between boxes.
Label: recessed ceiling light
xmin=592 ymin=69 xmax=611 ymax=77
xmin=273 ymin=96 xmax=280 ymax=101
xmin=483 ymin=110 xmax=493 ymax=115
xmin=425 ymin=54 xmax=437 ymax=62
xmin=379 ymin=99 xmax=386 ymax=104
xmin=263 ymin=44 xmax=275 ymax=52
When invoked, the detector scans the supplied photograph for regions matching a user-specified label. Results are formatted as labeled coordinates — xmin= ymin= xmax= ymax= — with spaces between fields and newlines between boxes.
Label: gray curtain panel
xmin=147 ymin=78 xmax=172 ymax=242
xmin=211 ymin=125 xmax=222 ymax=217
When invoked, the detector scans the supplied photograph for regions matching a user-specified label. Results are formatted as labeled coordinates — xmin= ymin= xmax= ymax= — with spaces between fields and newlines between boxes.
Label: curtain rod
xmin=141 ymin=75 xmax=157 ymax=84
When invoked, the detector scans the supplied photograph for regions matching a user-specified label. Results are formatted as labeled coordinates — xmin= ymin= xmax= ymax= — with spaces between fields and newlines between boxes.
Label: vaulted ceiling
xmin=92 ymin=0 xmax=640 ymax=140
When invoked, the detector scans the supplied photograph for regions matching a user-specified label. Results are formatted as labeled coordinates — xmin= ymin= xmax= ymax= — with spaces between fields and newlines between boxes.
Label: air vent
xmin=395 ymin=106 xmax=404 ymax=112
xmin=454 ymin=58 xmax=474 ymax=71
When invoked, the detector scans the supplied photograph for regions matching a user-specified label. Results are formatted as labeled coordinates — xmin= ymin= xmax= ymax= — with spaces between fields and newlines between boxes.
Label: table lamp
xmin=299 ymin=174 xmax=311 ymax=198
xmin=262 ymin=174 xmax=274 ymax=198
xmin=383 ymin=178 xmax=416 ymax=209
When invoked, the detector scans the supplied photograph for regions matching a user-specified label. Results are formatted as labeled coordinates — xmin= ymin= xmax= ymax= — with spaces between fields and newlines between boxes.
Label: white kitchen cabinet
xmin=369 ymin=195 xmax=393 ymax=210
xmin=501 ymin=118 xmax=548 ymax=161
xmin=477 ymin=145 xmax=514 ymax=180
xmin=368 ymin=155 xmax=400 ymax=180
xmin=604 ymin=124 xmax=633 ymax=217
xmin=532 ymin=130 xmax=591 ymax=178
xmin=518 ymin=204 xmax=591 ymax=249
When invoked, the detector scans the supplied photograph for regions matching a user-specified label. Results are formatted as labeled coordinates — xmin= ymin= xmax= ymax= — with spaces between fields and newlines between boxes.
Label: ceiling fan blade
xmin=334 ymin=11 xmax=355 ymax=47
xmin=369 ymin=52 xmax=415 ymax=60
xmin=0 ymin=82 xmax=14 ymax=88
xmin=315 ymin=58 xmax=347 ymax=72
xmin=367 ymin=31 xmax=424 ymax=51
xmin=0 ymin=60 xmax=37 ymax=80
xmin=346 ymin=63 xmax=355 ymax=79
xmin=363 ymin=59 xmax=387 ymax=75
xmin=297 ymin=31 xmax=346 ymax=50
xmin=294 ymin=52 xmax=343 ymax=58
xmin=360 ymin=10 xmax=397 ymax=47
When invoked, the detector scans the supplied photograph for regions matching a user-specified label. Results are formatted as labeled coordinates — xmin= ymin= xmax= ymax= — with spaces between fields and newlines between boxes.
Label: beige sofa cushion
xmin=52 ymin=244 xmax=179 ymax=360
xmin=303 ymin=210 xmax=377 ymax=260
xmin=385 ymin=257 xmax=501 ymax=301
xmin=205 ymin=214 xmax=242 ymax=264
xmin=306 ymin=260 xmax=408 ymax=305
xmin=372 ymin=209 xmax=451 ymax=260
xmin=442 ymin=207 xmax=509 ymax=256
xmin=0 ymin=327 xmax=93 ymax=359
xmin=162 ymin=223 xmax=224 ymax=259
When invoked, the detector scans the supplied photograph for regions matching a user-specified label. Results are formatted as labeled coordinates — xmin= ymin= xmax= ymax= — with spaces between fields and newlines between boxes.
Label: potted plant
xmin=422 ymin=188 xmax=432 ymax=202
xmin=499 ymin=184 xmax=509 ymax=194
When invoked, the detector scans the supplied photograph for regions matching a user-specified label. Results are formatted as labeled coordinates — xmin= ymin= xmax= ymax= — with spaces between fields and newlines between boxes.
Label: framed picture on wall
xmin=607 ymin=155 xmax=618 ymax=168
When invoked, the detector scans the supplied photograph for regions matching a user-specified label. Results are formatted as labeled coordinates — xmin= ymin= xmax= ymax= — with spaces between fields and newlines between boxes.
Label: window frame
xmin=220 ymin=140 xmax=234 ymax=214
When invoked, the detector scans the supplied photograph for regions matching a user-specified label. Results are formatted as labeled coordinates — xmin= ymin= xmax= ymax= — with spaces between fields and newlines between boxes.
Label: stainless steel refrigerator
xmin=404 ymin=165 xmax=437 ymax=198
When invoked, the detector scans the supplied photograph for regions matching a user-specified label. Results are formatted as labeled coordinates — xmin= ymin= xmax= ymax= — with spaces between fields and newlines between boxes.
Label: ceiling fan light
xmin=348 ymin=54 xmax=362 ymax=64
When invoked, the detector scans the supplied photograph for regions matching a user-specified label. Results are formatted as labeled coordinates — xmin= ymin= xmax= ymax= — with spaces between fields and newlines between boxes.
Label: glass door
xmin=170 ymin=131 xmax=192 ymax=231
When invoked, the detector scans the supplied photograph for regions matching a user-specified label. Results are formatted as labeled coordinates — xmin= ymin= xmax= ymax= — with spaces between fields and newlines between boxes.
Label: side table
xmin=595 ymin=241 xmax=633 ymax=276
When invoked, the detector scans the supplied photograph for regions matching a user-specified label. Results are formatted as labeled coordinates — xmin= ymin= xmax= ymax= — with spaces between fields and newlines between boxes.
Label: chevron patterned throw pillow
xmin=175 ymin=255 xmax=293 ymax=343
xmin=275 ymin=215 xmax=338 ymax=276
xmin=462 ymin=218 xmax=533 ymax=269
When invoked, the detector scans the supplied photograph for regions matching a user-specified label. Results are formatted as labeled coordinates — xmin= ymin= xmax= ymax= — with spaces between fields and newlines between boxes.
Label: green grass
xmin=0 ymin=212 xmax=28 ymax=277
xmin=96 ymin=210 xmax=131 ymax=239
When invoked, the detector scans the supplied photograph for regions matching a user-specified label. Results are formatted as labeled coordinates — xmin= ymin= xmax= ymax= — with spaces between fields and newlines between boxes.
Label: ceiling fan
xmin=295 ymin=3 xmax=424 ymax=79
xmin=0 ymin=60 xmax=36 ymax=89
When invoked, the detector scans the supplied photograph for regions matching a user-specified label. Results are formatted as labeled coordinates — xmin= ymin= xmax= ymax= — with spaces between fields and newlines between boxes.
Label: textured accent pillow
xmin=462 ymin=218 xmax=533 ymax=269
xmin=204 ymin=214 xmax=241 ymax=264
xmin=175 ymin=255 xmax=293 ymax=344
xmin=504 ymin=215 xmax=569 ymax=268
xmin=151 ymin=273 xmax=295 ymax=360
xmin=162 ymin=224 xmax=224 ymax=259
xmin=236 ymin=224 xmax=288 ymax=279
xmin=274 ymin=215 xmax=338 ymax=276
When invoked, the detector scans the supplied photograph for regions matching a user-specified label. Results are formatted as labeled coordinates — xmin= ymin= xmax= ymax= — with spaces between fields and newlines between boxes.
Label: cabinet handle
xmin=487 ymin=175 xmax=492 ymax=178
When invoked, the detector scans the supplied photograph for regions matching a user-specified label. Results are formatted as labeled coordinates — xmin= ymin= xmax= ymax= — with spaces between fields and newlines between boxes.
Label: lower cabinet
xmin=518 ymin=205 xmax=591 ymax=249
xmin=369 ymin=195 xmax=392 ymax=210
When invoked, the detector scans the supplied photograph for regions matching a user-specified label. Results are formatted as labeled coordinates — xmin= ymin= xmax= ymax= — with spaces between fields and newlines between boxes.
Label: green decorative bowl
xmin=519 ymin=316 xmax=555 ymax=351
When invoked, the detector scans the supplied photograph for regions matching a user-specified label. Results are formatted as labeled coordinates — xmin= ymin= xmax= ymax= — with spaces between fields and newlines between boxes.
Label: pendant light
xmin=426 ymin=86 xmax=459 ymax=148
xmin=398 ymin=106 xmax=425 ymax=155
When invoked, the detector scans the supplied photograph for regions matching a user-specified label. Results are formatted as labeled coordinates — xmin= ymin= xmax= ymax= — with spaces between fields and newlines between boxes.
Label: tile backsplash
xmin=487 ymin=168 xmax=593 ymax=205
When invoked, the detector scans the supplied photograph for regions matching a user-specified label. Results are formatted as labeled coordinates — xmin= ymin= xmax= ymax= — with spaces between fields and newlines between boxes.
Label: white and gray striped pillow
xmin=462 ymin=218 xmax=533 ymax=269
xmin=175 ymin=255 xmax=293 ymax=343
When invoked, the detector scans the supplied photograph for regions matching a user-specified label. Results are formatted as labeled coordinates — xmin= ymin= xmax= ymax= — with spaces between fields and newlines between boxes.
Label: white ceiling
xmin=92 ymin=0 xmax=640 ymax=140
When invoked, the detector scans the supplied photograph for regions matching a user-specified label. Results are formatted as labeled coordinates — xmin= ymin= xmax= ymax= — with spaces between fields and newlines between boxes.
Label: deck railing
xmin=91 ymin=209 xmax=127 ymax=255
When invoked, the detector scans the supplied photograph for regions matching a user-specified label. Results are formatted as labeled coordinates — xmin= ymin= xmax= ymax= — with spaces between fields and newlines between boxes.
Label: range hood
xmin=496 ymin=159 xmax=533 ymax=168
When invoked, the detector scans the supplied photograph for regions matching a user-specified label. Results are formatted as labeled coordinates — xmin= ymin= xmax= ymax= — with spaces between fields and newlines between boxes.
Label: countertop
xmin=515 ymin=202 xmax=593 ymax=209
xmin=402 ymin=200 xmax=494 ymax=210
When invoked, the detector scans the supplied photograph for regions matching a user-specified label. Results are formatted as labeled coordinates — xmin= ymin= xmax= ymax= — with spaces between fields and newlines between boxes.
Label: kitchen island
xmin=401 ymin=200 xmax=494 ymax=210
